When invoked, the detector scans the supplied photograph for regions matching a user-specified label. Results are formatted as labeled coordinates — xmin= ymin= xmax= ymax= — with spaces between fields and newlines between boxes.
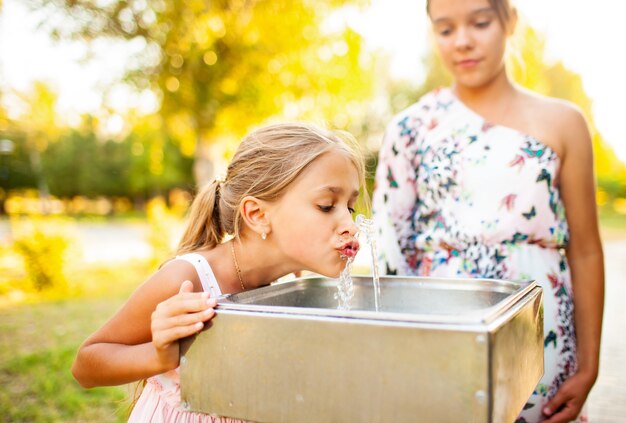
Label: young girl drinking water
xmin=72 ymin=122 xmax=365 ymax=421
xmin=373 ymin=0 xmax=604 ymax=422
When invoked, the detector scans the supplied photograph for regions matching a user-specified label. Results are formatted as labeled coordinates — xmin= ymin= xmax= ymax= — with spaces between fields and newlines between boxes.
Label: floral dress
xmin=372 ymin=88 xmax=585 ymax=422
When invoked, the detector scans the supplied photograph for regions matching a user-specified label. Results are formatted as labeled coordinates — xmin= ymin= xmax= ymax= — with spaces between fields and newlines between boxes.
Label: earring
xmin=261 ymin=232 xmax=267 ymax=240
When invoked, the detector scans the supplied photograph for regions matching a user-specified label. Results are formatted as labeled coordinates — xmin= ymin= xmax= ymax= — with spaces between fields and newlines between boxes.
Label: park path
xmin=587 ymin=239 xmax=626 ymax=421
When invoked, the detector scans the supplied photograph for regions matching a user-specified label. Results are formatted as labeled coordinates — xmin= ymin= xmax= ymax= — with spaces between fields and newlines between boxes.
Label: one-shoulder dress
xmin=373 ymin=87 xmax=584 ymax=422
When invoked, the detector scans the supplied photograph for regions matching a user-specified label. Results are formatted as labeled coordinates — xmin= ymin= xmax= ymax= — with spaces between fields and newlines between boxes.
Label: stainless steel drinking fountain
xmin=180 ymin=276 xmax=543 ymax=423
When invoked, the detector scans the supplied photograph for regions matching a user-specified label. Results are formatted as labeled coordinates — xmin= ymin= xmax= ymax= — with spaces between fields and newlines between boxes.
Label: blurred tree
xmin=509 ymin=25 xmax=626 ymax=200
xmin=0 ymin=92 xmax=11 ymax=213
xmin=509 ymin=26 xmax=625 ymax=175
xmin=40 ymin=114 xmax=194 ymax=202
xmin=1 ymin=85 xmax=194 ymax=208
xmin=29 ymin=0 xmax=374 ymax=185
xmin=0 ymin=91 xmax=8 ymax=136
xmin=41 ymin=123 xmax=131 ymax=198
xmin=0 ymin=129 xmax=38 ymax=194
xmin=1 ymin=83 xmax=63 ymax=212
xmin=4 ymin=136 xmax=45 ymax=189
xmin=125 ymin=114 xmax=194 ymax=199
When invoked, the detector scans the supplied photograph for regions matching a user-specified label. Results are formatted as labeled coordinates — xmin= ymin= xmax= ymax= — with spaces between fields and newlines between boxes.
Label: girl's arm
xmin=71 ymin=261 xmax=217 ymax=388
xmin=373 ymin=115 xmax=421 ymax=275
xmin=543 ymin=105 xmax=605 ymax=423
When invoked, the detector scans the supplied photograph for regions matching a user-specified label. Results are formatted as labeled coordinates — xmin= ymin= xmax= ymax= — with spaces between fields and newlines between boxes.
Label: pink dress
xmin=128 ymin=253 xmax=248 ymax=423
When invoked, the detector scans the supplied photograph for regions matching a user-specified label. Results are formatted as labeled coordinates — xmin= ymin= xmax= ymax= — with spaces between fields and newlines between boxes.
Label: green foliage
xmin=125 ymin=116 xmax=195 ymax=197
xmin=42 ymin=128 xmax=132 ymax=198
xmin=26 ymin=0 xmax=375 ymax=183
xmin=508 ymin=24 xmax=626 ymax=184
xmin=0 ymin=135 xmax=38 ymax=191
xmin=10 ymin=217 xmax=72 ymax=293
xmin=1 ymin=116 xmax=195 ymax=208
xmin=0 ymin=297 xmax=138 ymax=422
xmin=598 ymin=176 xmax=626 ymax=200
xmin=145 ymin=196 xmax=183 ymax=265
xmin=0 ymin=347 xmax=128 ymax=422
xmin=510 ymin=25 xmax=626 ymax=192
xmin=385 ymin=51 xmax=454 ymax=120
xmin=0 ymin=256 xmax=152 ymax=421
xmin=41 ymin=119 xmax=195 ymax=200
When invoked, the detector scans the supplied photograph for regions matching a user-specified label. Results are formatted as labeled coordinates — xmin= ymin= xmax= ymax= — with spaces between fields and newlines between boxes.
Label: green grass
xmin=0 ymin=299 xmax=134 ymax=422
xmin=599 ymin=209 xmax=626 ymax=240
xmin=0 ymin=263 xmax=150 ymax=422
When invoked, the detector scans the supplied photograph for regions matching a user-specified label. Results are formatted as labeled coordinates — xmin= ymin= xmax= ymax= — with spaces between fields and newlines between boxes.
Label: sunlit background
xmin=1 ymin=0 xmax=625 ymax=421
xmin=4 ymin=0 xmax=626 ymax=156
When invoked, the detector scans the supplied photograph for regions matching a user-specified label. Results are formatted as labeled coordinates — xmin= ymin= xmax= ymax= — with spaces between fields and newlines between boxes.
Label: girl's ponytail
xmin=177 ymin=179 xmax=224 ymax=254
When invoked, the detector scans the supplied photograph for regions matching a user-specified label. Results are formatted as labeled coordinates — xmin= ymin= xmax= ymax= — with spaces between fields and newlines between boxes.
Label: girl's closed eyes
xmin=317 ymin=204 xmax=356 ymax=214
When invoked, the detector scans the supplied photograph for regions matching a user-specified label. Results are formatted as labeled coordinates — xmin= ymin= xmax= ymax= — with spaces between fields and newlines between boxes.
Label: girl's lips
xmin=456 ymin=58 xmax=481 ymax=68
xmin=338 ymin=240 xmax=360 ymax=258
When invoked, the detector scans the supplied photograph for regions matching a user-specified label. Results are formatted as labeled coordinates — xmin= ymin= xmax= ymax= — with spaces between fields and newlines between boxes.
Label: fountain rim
xmin=215 ymin=275 xmax=540 ymax=328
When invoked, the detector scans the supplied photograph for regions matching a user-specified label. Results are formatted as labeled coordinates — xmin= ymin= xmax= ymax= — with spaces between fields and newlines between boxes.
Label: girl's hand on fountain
xmin=151 ymin=280 xmax=217 ymax=371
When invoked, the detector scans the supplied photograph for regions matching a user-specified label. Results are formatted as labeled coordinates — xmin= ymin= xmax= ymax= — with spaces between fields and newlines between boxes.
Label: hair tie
xmin=214 ymin=173 xmax=226 ymax=187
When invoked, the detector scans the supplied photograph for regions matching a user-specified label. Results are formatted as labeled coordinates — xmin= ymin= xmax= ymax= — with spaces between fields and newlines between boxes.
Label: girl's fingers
xmin=152 ymin=308 xmax=216 ymax=332
xmin=179 ymin=279 xmax=195 ymax=294
xmin=152 ymin=321 xmax=207 ymax=349
xmin=151 ymin=281 xmax=219 ymax=348
xmin=155 ymin=292 xmax=217 ymax=317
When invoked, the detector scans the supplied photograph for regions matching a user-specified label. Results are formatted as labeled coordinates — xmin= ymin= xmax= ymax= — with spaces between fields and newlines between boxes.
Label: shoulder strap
xmin=173 ymin=253 xmax=223 ymax=297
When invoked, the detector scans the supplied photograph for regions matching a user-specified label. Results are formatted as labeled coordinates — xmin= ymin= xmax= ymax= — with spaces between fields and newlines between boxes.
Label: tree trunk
xmin=28 ymin=138 xmax=51 ymax=214
xmin=193 ymin=138 xmax=215 ymax=189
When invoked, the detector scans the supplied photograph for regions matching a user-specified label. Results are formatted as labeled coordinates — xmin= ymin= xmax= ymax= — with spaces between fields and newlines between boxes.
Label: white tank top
xmin=174 ymin=252 xmax=223 ymax=297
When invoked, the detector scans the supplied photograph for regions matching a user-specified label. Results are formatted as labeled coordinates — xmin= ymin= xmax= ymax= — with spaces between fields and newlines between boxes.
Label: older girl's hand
xmin=542 ymin=371 xmax=596 ymax=423
xmin=150 ymin=280 xmax=217 ymax=372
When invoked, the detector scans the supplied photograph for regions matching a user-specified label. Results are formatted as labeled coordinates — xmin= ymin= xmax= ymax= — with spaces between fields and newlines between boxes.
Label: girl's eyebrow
xmin=316 ymin=186 xmax=360 ymax=198
xmin=432 ymin=7 xmax=494 ymax=24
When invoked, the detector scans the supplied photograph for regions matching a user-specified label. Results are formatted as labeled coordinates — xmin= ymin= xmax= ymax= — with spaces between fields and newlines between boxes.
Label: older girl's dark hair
xmin=427 ymin=0 xmax=516 ymax=32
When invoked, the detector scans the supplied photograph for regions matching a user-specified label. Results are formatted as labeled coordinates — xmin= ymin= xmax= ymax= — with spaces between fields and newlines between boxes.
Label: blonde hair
xmin=177 ymin=122 xmax=366 ymax=254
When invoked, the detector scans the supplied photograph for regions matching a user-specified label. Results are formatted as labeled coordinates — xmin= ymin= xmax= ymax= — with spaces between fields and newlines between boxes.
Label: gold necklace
xmin=230 ymin=242 xmax=246 ymax=291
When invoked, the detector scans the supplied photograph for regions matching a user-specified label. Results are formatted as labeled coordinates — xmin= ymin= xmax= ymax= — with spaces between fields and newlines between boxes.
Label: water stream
xmin=335 ymin=214 xmax=381 ymax=311
xmin=335 ymin=256 xmax=355 ymax=310
xmin=356 ymin=214 xmax=381 ymax=311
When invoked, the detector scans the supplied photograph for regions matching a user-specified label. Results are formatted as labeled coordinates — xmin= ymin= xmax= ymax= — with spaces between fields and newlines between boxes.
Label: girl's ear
xmin=240 ymin=196 xmax=271 ymax=238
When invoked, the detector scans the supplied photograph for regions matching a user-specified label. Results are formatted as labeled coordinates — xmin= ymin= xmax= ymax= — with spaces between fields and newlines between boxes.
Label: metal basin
xmin=180 ymin=275 xmax=543 ymax=423
xmin=217 ymin=277 xmax=518 ymax=319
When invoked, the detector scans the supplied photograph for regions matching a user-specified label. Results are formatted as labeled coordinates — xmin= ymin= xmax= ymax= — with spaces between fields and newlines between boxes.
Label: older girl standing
xmin=373 ymin=1 xmax=604 ymax=421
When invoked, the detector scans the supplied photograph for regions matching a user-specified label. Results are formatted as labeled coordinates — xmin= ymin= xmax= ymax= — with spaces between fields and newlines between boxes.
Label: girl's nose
xmin=454 ymin=26 xmax=473 ymax=50
xmin=339 ymin=212 xmax=358 ymax=237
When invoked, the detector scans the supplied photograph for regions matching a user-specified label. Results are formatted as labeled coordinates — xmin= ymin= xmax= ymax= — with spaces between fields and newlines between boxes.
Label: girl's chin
xmin=315 ymin=266 xmax=343 ymax=279
xmin=314 ymin=270 xmax=341 ymax=279
xmin=307 ymin=258 xmax=352 ymax=279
